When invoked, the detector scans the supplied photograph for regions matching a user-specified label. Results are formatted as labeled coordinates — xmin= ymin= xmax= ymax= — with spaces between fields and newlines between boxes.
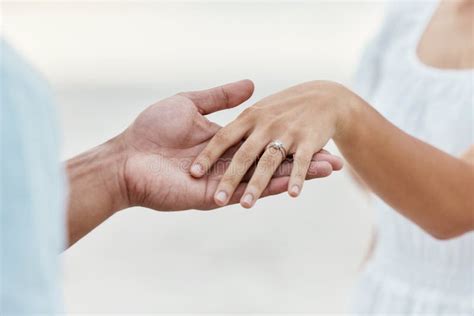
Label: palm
xmin=123 ymin=95 xmax=226 ymax=210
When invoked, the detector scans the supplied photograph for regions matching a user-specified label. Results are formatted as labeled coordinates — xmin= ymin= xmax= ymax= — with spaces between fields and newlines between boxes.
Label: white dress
xmin=350 ymin=1 xmax=473 ymax=314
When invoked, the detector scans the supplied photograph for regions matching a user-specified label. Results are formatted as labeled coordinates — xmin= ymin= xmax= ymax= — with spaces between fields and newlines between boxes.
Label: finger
xmin=179 ymin=79 xmax=254 ymax=115
xmin=306 ymin=161 xmax=333 ymax=179
xmin=271 ymin=150 xmax=341 ymax=179
xmin=214 ymin=136 xmax=268 ymax=206
xmin=228 ymin=176 xmax=290 ymax=205
xmin=225 ymin=161 xmax=334 ymax=207
xmin=226 ymin=162 xmax=338 ymax=208
xmin=190 ymin=123 xmax=248 ymax=177
xmin=288 ymin=147 xmax=314 ymax=197
xmin=240 ymin=142 xmax=289 ymax=208
xmin=313 ymin=151 xmax=344 ymax=171
xmin=244 ymin=156 xmax=337 ymax=181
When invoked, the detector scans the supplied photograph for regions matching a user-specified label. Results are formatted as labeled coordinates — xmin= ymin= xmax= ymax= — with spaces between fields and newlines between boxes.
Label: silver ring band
xmin=266 ymin=140 xmax=287 ymax=160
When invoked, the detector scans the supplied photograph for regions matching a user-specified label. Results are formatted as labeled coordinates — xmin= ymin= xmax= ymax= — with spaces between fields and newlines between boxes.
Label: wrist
xmin=332 ymin=86 xmax=366 ymax=145
xmin=99 ymin=135 xmax=131 ymax=213
xmin=66 ymin=134 xmax=130 ymax=246
xmin=67 ymin=134 xmax=130 ymax=216
xmin=304 ymin=80 xmax=361 ymax=142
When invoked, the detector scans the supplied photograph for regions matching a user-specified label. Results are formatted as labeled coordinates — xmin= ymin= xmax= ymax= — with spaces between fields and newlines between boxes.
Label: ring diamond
xmin=266 ymin=140 xmax=287 ymax=160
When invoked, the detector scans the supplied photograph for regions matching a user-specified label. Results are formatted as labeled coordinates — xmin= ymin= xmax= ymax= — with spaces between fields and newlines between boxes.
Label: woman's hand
xmin=191 ymin=80 xmax=474 ymax=239
xmin=190 ymin=81 xmax=354 ymax=208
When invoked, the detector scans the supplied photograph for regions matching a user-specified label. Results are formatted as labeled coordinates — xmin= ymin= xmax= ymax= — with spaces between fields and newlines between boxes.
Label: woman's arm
xmin=190 ymin=81 xmax=474 ymax=240
xmin=335 ymin=91 xmax=473 ymax=239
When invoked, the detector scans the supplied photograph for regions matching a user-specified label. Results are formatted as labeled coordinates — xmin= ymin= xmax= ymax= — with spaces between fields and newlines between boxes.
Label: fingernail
xmin=241 ymin=193 xmax=254 ymax=208
xmin=190 ymin=163 xmax=203 ymax=176
xmin=215 ymin=191 xmax=228 ymax=204
xmin=290 ymin=185 xmax=300 ymax=197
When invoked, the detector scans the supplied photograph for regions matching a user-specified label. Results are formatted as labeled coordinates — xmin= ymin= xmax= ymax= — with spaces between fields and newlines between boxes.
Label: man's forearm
xmin=334 ymin=97 xmax=474 ymax=239
xmin=66 ymin=136 xmax=128 ymax=247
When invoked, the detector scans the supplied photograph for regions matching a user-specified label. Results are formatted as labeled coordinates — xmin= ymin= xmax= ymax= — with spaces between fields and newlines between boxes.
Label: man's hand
xmin=66 ymin=80 xmax=342 ymax=246
xmin=120 ymin=80 xmax=342 ymax=211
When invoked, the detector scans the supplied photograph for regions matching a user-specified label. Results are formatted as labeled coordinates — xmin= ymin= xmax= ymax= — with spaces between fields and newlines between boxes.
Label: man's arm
xmin=66 ymin=137 xmax=127 ymax=247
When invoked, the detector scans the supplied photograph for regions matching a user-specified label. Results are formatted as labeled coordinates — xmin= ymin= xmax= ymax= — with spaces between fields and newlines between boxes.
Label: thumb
xmin=178 ymin=79 xmax=254 ymax=115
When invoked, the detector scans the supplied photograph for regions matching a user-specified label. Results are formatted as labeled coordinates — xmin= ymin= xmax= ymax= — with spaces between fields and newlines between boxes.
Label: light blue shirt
xmin=1 ymin=39 xmax=65 ymax=314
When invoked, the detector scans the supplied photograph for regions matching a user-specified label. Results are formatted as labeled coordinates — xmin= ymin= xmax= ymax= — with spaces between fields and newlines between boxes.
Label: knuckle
xmin=254 ymin=164 xmax=277 ymax=182
xmin=292 ymin=165 xmax=306 ymax=178
xmin=296 ymin=148 xmax=314 ymax=160
xmin=239 ymin=106 xmax=260 ymax=121
xmin=248 ymin=182 xmax=265 ymax=195
xmin=250 ymin=177 xmax=268 ymax=193
xmin=218 ymin=86 xmax=230 ymax=107
xmin=213 ymin=129 xmax=231 ymax=144
xmin=307 ymin=162 xmax=319 ymax=174
xmin=294 ymin=154 xmax=309 ymax=165
xmin=223 ymin=152 xmax=256 ymax=184
xmin=197 ymin=150 xmax=213 ymax=165
xmin=220 ymin=170 xmax=241 ymax=187
xmin=235 ymin=149 xmax=257 ymax=166
xmin=294 ymin=168 xmax=306 ymax=178
xmin=293 ymin=154 xmax=312 ymax=175
xmin=176 ymin=92 xmax=194 ymax=103
xmin=245 ymin=185 xmax=260 ymax=195
xmin=258 ymin=154 xmax=277 ymax=170
xmin=240 ymin=107 xmax=255 ymax=117
xmin=287 ymin=126 xmax=302 ymax=137
xmin=257 ymin=123 xmax=275 ymax=136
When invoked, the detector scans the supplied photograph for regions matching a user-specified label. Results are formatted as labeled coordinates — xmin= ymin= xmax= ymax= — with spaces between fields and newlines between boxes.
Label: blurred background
xmin=2 ymin=0 xmax=386 ymax=313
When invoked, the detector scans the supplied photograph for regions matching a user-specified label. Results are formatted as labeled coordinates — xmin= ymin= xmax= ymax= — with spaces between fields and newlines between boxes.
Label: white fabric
xmin=350 ymin=1 xmax=474 ymax=314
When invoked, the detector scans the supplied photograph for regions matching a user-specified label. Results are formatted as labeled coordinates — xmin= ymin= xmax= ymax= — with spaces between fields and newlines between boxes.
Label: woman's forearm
xmin=334 ymin=95 xmax=474 ymax=239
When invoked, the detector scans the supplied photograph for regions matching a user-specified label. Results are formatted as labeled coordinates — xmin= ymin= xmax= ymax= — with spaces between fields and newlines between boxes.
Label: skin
xmin=417 ymin=0 xmax=474 ymax=70
xmin=66 ymin=80 xmax=342 ymax=247
xmin=191 ymin=1 xmax=474 ymax=240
